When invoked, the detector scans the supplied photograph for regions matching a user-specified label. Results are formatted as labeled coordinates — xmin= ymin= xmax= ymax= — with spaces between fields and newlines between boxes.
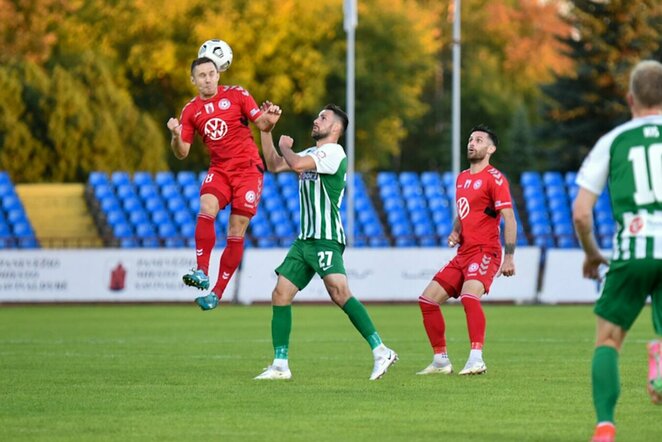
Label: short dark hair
xmin=324 ymin=104 xmax=349 ymax=135
xmin=190 ymin=57 xmax=217 ymax=74
xmin=470 ymin=124 xmax=499 ymax=147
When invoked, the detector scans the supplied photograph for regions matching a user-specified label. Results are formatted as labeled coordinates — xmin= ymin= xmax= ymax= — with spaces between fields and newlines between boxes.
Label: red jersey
xmin=455 ymin=165 xmax=512 ymax=252
xmin=179 ymin=85 xmax=263 ymax=168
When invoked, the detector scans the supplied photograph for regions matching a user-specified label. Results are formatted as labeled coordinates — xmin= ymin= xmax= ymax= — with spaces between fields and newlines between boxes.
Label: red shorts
xmin=433 ymin=247 xmax=502 ymax=297
xmin=200 ymin=160 xmax=264 ymax=217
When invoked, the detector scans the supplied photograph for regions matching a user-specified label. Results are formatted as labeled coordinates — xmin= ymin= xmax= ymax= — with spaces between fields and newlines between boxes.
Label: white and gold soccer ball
xmin=198 ymin=39 xmax=233 ymax=72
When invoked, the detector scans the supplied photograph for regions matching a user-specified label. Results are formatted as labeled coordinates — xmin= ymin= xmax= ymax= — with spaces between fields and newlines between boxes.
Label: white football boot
xmin=370 ymin=347 xmax=398 ymax=380
xmin=416 ymin=359 xmax=453 ymax=375
xmin=458 ymin=359 xmax=487 ymax=375
xmin=254 ymin=365 xmax=292 ymax=380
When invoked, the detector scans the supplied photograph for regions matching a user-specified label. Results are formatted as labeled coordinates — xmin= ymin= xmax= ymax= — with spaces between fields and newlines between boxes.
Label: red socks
xmin=418 ymin=295 xmax=447 ymax=354
xmin=195 ymin=214 xmax=216 ymax=275
xmin=460 ymin=294 xmax=485 ymax=349
xmin=212 ymin=236 xmax=245 ymax=299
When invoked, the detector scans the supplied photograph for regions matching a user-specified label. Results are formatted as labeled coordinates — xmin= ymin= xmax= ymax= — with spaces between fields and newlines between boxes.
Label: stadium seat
xmin=406 ymin=198 xmax=427 ymax=212
xmin=391 ymin=222 xmax=412 ymax=237
xmin=133 ymin=171 xmax=153 ymax=187
xmin=441 ymin=171 xmax=455 ymax=187
xmin=257 ymin=237 xmax=278 ymax=248
xmin=94 ymin=185 xmax=114 ymax=201
xmin=557 ymin=236 xmax=578 ymax=249
xmin=376 ymin=171 xmax=398 ymax=187
xmin=88 ymin=171 xmax=109 ymax=187
xmin=379 ymin=183 xmax=400 ymax=200
xmin=369 ymin=236 xmax=390 ymax=247
xmin=521 ymin=171 xmax=542 ymax=188
xmin=399 ymin=172 xmax=420 ymax=187
xmin=542 ymin=171 xmax=564 ymax=187
xmin=395 ymin=236 xmax=416 ymax=247
xmin=155 ymin=171 xmax=176 ymax=187
xmin=176 ymin=171 xmax=197 ymax=187
xmin=144 ymin=196 xmax=165 ymax=213
xmin=420 ymin=171 xmax=442 ymax=187
xmin=111 ymin=171 xmax=131 ymax=187
xmin=564 ymin=171 xmax=578 ymax=188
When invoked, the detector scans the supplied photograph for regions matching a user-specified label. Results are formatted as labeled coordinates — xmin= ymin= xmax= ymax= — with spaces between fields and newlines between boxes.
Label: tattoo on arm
xmin=504 ymin=243 xmax=515 ymax=255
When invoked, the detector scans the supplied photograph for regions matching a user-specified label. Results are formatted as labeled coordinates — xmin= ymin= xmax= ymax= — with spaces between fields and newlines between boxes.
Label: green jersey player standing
xmin=254 ymin=103 xmax=397 ymax=381
xmin=573 ymin=60 xmax=662 ymax=442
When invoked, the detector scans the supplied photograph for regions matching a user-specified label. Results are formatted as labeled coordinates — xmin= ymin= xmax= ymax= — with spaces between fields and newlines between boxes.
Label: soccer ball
xmin=198 ymin=39 xmax=233 ymax=72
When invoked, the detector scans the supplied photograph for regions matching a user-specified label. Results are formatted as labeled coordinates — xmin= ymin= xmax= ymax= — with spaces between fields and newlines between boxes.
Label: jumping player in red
xmin=167 ymin=56 xmax=282 ymax=311
xmin=417 ymin=125 xmax=516 ymax=375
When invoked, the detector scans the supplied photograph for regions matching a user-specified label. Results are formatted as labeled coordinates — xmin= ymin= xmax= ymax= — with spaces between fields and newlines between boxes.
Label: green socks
xmin=342 ymin=297 xmax=382 ymax=350
xmin=272 ymin=305 xmax=292 ymax=359
xmin=592 ymin=345 xmax=620 ymax=423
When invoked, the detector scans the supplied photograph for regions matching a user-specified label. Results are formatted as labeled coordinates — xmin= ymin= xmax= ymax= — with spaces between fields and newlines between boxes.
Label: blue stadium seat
xmin=144 ymin=196 xmax=165 ymax=213
xmin=182 ymin=184 xmax=199 ymax=201
xmin=551 ymin=211 xmax=571 ymax=225
xmin=7 ymin=209 xmax=27 ymax=225
xmin=395 ymin=236 xmax=416 ymax=247
xmin=418 ymin=236 xmax=437 ymax=247
xmin=376 ymin=171 xmax=398 ymax=187
xmin=379 ymin=183 xmax=400 ymax=200
xmin=123 ymin=197 xmax=143 ymax=214
xmin=277 ymin=172 xmax=298 ymax=188
xmin=88 ymin=171 xmax=109 ymax=187
xmin=441 ymin=171 xmax=455 ymax=187
xmin=413 ymin=223 xmax=434 ymax=237
xmin=557 ymin=236 xmax=578 ymax=249
xmin=0 ymin=183 xmax=15 ymax=197
xmin=386 ymin=209 xmax=408 ymax=226
xmin=180 ymin=222 xmax=196 ymax=238
xmin=564 ymin=171 xmax=578 ymax=188
xmin=111 ymin=171 xmax=131 ymax=187
xmin=399 ymin=172 xmax=420 ymax=187
xmin=161 ymin=184 xmax=180 ymax=200
xmin=421 ymin=171 xmax=442 ymax=187
xmin=94 ymin=185 xmax=114 ymax=201
xmin=138 ymin=184 xmax=159 ymax=201
xmin=402 ymin=184 xmax=424 ymax=199
xmin=133 ymin=171 xmax=153 ymax=187
xmin=597 ymin=223 xmax=615 ymax=237
xmin=435 ymin=222 xmax=452 ymax=237
xmin=100 ymin=196 xmax=121 ymax=213
xmin=528 ymin=210 xmax=550 ymax=225
xmin=1 ymin=194 xmax=22 ymax=212
xmin=129 ymin=210 xmax=149 ymax=226
xmin=542 ymin=171 xmax=564 ymax=187
xmin=363 ymin=221 xmax=384 ymax=237
xmin=177 ymin=171 xmax=197 ymax=187
xmin=410 ymin=209 xmax=430 ymax=225
xmin=428 ymin=196 xmax=450 ymax=212
xmin=257 ymin=237 xmax=278 ymax=248
xmin=167 ymin=198 xmax=187 ymax=214
xmin=423 ymin=185 xmax=444 ymax=199
xmin=383 ymin=197 xmax=405 ymax=212
xmin=369 ymin=236 xmax=390 ymax=247
xmin=391 ymin=222 xmax=412 ymax=237
xmin=105 ymin=209 xmax=126 ymax=227
xmin=521 ymin=171 xmax=542 ymax=188
xmin=599 ymin=235 xmax=613 ymax=249
xmin=545 ymin=185 xmax=567 ymax=201
xmin=116 ymin=184 xmax=137 ymax=201
xmin=155 ymin=171 xmax=176 ymax=187
xmin=406 ymin=198 xmax=427 ymax=212
xmin=198 ymin=171 xmax=208 ymax=184
xmin=533 ymin=234 xmax=555 ymax=249
xmin=113 ymin=222 xmax=133 ymax=239
xmin=152 ymin=210 xmax=171 ymax=226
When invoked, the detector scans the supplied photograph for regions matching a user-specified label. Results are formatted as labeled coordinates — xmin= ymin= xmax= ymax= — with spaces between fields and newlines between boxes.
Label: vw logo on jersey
xmin=219 ymin=98 xmax=231 ymax=110
xmin=473 ymin=179 xmax=483 ymax=190
xmin=204 ymin=118 xmax=228 ymax=141
xmin=457 ymin=197 xmax=470 ymax=219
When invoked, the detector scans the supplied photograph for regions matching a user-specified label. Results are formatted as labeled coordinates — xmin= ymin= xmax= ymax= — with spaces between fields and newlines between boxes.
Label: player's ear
xmin=487 ymin=144 xmax=497 ymax=154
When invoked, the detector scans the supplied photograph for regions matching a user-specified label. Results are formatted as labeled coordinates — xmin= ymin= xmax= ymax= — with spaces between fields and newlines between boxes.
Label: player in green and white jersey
xmin=254 ymin=104 xmax=397 ymax=381
xmin=573 ymin=60 xmax=662 ymax=442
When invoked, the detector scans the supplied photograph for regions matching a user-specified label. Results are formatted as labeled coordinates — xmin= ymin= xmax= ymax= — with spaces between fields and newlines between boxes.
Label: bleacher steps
xmin=15 ymin=184 xmax=103 ymax=248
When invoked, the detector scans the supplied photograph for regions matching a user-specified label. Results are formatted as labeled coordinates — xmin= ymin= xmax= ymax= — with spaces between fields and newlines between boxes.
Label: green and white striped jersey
xmin=296 ymin=143 xmax=347 ymax=244
xmin=576 ymin=115 xmax=662 ymax=260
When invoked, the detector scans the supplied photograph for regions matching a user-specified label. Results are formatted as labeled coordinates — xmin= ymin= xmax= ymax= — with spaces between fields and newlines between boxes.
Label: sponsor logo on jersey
xmin=457 ymin=197 xmax=470 ymax=219
xmin=644 ymin=126 xmax=660 ymax=138
xmin=250 ymin=108 xmax=259 ymax=117
xmin=629 ymin=215 xmax=644 ymax=235
xmin=314 ymin=150 xmax=327 ymax=159
xmin=204 ymin=118 xmax=228 ymax=141
xmin=300 ymin=171 xmax=318 ymax=181
xmin=219 ymin=98 xmax=231 ymax=110
xmin=245 ymin=190 xmax=256 ymax=203
xmin=473 ymin=179 xmax=483 ymax=190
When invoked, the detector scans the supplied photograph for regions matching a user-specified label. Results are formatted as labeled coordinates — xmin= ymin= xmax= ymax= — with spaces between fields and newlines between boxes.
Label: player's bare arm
xmin=572 ymin=187 xmax=609 ymax=280
xmin=260 ymin=130 xmax=290 ymax=173
xmin=498 ymin=207 xmax=517 ymax=277
xmin=279 ymin=136 xmax=316 ymax=173
xmin=166 ymin=117 xmax=191 ymax=159
xmin=254 ymin=101 xmax=283 ymax=132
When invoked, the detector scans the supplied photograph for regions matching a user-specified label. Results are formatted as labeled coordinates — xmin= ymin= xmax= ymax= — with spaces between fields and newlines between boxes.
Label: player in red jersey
xmin=416 ymin=125 xmax=517 ymax=376
xmin=167 ymin=56 xmax=282 ymax=311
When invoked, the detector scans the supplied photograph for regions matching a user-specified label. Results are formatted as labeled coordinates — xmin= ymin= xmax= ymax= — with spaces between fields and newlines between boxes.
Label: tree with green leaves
xmin=540 ymin=0 xmax=662 ymax=172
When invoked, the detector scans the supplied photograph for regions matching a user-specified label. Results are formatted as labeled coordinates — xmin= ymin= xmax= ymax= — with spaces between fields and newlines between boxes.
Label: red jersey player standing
xmin=417 ymin=125 xmax=517 ymax=376
xmin=167 ymin=54 xmax=282 ymax=311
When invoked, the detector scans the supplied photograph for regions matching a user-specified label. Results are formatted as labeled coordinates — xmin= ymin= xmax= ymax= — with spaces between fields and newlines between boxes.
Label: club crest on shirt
xmin=245 ymin=190 xmax=256 ymax=204
xmin=468 ymin=263 xmax=479 ymax=273
xmin=219 ymin=99 xmax=231 ymax=110
xmin=473 ymin=179 xmax=483 ymax=190
xmin=300 ymin=171 xmax=318 ymax=181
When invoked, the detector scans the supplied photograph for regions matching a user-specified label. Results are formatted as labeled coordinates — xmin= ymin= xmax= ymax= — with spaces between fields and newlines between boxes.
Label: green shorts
xmin=594 ymin=258 xmax=662 ymax=332
xmin=275 ymin=239 xmax=346 ymax=290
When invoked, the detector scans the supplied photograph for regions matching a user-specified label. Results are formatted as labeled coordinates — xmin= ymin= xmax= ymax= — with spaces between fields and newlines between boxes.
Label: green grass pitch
xmin=0 ymin=304 xmax=658 ymax=441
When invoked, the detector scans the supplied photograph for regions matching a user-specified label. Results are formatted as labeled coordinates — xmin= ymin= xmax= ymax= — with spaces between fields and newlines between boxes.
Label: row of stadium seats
xmin=0 ymin=169 xmax=618 ymax=250
xmin=0 ymin=172 xmax=39 ymax=248
xmin=521 ymin=171 xmax=613 ymax=249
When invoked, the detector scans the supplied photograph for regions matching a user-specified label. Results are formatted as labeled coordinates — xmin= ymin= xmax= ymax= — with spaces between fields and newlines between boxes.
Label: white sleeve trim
xmin=306 ymin=143 xmax=346 ymax=174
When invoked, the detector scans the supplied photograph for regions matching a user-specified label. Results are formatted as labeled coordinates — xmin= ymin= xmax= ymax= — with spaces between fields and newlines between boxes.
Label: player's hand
xmin=167 ymin=118 xmax=182 ymax=136
xmin=582 ymin=253 xmax=609 ymax=280
xmin=447 ymin=231 xmax=460 ymax=248
xmin=279 ymin=135 xmax=294 ymax=151
xmin=497 ymin=255 xmax=515 ymax=277
xmin=261 ymin=101 xmax=282 ymax=128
